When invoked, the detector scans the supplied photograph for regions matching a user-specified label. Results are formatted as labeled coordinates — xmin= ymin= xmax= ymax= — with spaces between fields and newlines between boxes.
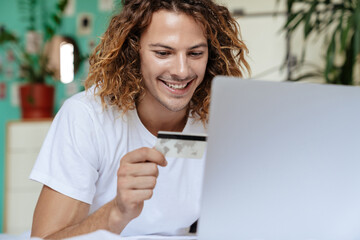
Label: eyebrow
xmin=149 ymin=43 xmax=208 ymax=50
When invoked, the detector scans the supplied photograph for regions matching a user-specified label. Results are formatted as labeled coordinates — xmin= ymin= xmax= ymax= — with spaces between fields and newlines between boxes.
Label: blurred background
xmin=0 ymin=0 xmax=359 ymax=235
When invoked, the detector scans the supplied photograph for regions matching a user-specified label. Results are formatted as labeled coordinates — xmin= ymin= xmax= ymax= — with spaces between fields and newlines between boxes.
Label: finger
xmin=131 ymin=162 xmax=159 ymax=177
xmin=118 ymin=176 xmax=157 ymax=190
xmin=152 ymin=147 xmax=167 ymax=167
xmin=122 ymin=189 xmax=153 ymax=204
xmin=123 ymin=147 xmax=167 ymax=166
xmin=118 ymin=162 xmax=159 ymax=177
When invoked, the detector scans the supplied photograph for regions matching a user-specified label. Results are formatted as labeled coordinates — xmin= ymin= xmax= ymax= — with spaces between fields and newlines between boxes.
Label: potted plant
xmin=282 ymin=0 xmax=360 ymax=85
xmin=0 ymin=0 xmax=69 ymax=119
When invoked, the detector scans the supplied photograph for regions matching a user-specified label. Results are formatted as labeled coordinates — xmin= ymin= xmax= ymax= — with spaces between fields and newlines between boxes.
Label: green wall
xmin=0 ymin=0 xmax=121 ymax=232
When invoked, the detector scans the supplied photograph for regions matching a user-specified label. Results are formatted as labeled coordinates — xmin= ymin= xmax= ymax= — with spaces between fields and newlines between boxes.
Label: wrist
xmin=108 ymin=199 xmax=129 ymax=234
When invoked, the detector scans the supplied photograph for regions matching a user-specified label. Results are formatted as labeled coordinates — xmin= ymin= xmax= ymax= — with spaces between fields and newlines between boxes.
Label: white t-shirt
xmin=30 ymin=90 xmax=207 ymax=236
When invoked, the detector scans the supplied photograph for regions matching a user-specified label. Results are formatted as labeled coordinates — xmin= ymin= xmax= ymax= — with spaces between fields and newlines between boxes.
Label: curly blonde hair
xmin=85 ymin=0 xmax=250 ymax=123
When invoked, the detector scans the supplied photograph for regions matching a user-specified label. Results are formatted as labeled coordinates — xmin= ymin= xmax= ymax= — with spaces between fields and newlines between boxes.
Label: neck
xmin=136 ymin=99 xmax=188 ymax=137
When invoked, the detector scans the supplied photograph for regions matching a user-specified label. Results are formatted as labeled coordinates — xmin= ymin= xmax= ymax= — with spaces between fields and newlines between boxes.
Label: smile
xmin=164 ymin=82 xmax=189 ymax=90
xmin=159 ymin=77 xmax=195 ymax=92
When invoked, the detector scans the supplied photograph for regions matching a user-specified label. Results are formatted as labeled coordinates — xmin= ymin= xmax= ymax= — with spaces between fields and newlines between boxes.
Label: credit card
xmin=154 ymin=131 xmax=207 ymax=159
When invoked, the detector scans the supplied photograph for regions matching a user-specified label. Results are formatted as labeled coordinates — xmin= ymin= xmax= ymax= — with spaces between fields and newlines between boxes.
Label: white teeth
xmin=165 ymin=82 xmax=188 ymax=89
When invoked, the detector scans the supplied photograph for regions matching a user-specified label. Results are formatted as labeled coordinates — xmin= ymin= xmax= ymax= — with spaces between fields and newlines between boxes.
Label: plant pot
xmin=19 ymin=84 xmax=55 ymax=119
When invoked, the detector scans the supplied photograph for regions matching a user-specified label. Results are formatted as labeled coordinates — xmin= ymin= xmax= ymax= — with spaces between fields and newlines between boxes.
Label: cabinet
xmin=4 ymin=120 xmax=52 ymax=234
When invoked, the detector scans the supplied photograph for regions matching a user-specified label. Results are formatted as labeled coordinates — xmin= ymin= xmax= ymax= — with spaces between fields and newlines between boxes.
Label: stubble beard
xmin=157 ymin=94 xmax=190 ymax=113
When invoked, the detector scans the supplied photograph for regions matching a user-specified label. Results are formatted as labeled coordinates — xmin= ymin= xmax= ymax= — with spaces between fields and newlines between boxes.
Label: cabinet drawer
xmin=7 ymin=121 xmax=52 ymax=151
xmin=5 ymin=190 xmax=42 ymax=234
xmin=4 ymin=121 xmax=52 ymax=234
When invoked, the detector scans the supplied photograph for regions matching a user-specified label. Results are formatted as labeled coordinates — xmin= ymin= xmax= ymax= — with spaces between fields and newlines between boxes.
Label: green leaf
xmin=45 ymin=25 xmax=55 ymax=38
xmin=288 ymin=72 xmax=323 ymax=82
xmin=304 ymin=3 xmax=317 ymax=39
xmin=288 ymin=12 xmax=307 ymax=33
xmin=58 ymin=0 xmax=69 ymax=11
xmin=0 ymin=27 xmax=19 ymax=44
xmin=354 ymin=2 xmax=360 ymax=59
xmin=325 ymin=33 xmax=336 ymax=83
xmin=52 ymin=14 xmax=61 ymax=25
xmin=338 ymin=33 xmax=355 ymax=85
xmin=340 ymin=15 xmax=351 ymax=51
xmin=284 ymin=10 xmax=304 ymax=29
xmin=318 ymin=15 xmax=335 ymax=34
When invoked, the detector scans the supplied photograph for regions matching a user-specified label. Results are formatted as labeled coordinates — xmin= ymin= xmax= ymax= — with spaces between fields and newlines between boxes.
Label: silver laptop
xmin=198 ymin=77 xmax=360 ymax=240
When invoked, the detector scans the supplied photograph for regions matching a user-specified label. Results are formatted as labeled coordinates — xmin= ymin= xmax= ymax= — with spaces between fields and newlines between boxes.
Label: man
xmin=30 ymin=0 xmax=250 ymax=238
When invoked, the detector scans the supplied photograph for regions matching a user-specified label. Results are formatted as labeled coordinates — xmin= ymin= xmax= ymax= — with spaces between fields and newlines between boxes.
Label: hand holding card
xmin=154 ymin=131 xmax=207 ymax=159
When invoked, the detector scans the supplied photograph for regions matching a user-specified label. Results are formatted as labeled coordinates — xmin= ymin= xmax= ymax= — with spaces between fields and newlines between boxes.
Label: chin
xmin=161 ymin=100 xmax=189 ymax=113
xmin=164 ymin=105 xmax=188 ymax=113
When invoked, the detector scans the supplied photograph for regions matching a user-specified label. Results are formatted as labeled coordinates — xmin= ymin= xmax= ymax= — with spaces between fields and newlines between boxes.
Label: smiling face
xmin=139 ymin=10 xmax=208 ymax=113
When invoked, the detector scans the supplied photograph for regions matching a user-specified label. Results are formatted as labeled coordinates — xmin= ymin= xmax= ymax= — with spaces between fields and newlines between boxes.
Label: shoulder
xmin=60 ymin=87 xmax=122 ymax=123
xmin=63 ymin=88 xmax=101 ymax=113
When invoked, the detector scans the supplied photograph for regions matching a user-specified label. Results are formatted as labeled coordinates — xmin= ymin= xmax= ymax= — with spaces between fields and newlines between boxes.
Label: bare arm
xmin=31 ymin=147 xmax=167 ymax=239
xmin=31 ymin=186 xmax=127 ymax=238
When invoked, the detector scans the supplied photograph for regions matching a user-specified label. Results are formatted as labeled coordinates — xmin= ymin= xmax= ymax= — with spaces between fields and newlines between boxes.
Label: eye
xmin=189 ymin=51 xmax=204 ymax=57
xmin=154 ymin=51 xmax=170 ymax=57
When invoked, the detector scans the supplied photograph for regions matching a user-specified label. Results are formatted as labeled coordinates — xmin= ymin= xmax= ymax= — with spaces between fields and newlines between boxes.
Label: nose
xmin=171 ymin=53 xmax=192 ymax=80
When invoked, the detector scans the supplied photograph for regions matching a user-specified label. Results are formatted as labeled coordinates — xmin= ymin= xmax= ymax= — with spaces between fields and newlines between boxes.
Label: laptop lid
xmin=198 ymin=77 xmax=360 ymax=240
